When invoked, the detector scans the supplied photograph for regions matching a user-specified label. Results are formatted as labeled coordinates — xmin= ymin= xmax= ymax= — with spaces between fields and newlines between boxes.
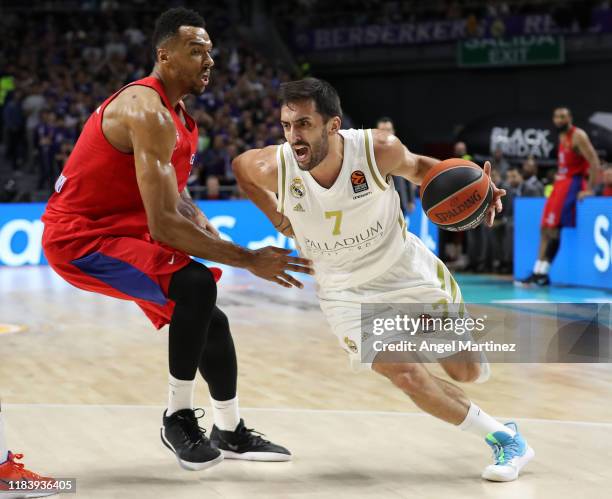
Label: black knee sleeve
xmin=545 ymin=237 xmax=561 ymax=262
xmin=199 ymin=307 xmax=237 ymax=401
xmin=168 ymin=261 xmax=217 ymax=305
xmin=167 ymin=262 xmax=218 ymax=380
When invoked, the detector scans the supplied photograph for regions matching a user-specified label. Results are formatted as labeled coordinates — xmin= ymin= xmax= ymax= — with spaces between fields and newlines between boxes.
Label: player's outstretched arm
xmin=371 ymin=129 xmax=438 ymax=185
xmin=126 ymin=89 xmax=311 ymax=286
xmin=233 ymin=147 xmax=294 ymax=238
xmin=372 ymin=129 xmax=505 ymax=226
xmin=177 ymin=187 xmax=220 ymax=238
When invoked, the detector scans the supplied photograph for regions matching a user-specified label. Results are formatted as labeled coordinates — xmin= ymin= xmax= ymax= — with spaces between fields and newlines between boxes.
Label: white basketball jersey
xmin=276 ymin=128 xmax=408 ymax=292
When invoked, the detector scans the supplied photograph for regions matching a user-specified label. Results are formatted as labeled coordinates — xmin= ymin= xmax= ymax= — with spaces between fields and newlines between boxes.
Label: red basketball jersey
xmin=557 ymin=126 xmax=589 ymax=178
xmin=42 ymin=76 xmax=198 ymax=241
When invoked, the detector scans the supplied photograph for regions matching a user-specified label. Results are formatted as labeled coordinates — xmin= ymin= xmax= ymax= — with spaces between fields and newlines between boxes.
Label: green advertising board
xmin=458 ymin=35 xmax=565 ymax=67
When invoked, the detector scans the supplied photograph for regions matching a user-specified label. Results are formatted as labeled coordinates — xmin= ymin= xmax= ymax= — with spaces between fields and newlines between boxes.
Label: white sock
xmin=540 ymin=261 xmax=550 ymax=275
xmin=210 ymin=395 xmax=240 ymax=431
xmin=167 ymin=374 xmax=195 ymax=416
xmin=533 ymin=260 xmax=543 ymax=274
xmin=0 ymin=411 xmax=8 ymax=463
xmin=458 ymin=402 xmax=515 ymax=438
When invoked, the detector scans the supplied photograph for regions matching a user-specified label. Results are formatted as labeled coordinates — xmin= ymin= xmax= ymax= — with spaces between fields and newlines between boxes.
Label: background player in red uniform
xmin=41 ymin=8 xmax=312 ymax=471
xmin=520 ymin=107 xmax=600 ymax=286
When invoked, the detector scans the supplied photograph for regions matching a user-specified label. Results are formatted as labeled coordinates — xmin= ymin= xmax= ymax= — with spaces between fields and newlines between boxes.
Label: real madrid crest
xmin=290 ymin=177 xmax=306 ymax=198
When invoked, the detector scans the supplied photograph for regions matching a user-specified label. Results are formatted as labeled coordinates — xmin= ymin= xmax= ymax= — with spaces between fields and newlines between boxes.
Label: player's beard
xmin=297 ymin=129 xmax=329 ymax=171
xmin=189 ymin=79 xmax=206 ymax=96
xmin=555 ymin=123 xmax=570 ymax=133
xmin=189 ymin=72 xmax=210 ymax=96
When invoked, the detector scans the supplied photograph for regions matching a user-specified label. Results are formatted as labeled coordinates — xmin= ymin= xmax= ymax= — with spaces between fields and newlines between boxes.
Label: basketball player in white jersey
xmin=233 ymin=78 xmax=534 ymax=481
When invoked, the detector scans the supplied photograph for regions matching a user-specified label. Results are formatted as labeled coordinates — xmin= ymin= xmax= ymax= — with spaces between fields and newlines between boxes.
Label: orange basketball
xmin=420 ymin=158 xmax=492 ymax=231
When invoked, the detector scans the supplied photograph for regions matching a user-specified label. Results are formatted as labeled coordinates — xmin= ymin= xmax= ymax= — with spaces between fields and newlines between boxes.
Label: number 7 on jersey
xmin=325 ymin=210 xmax=343 ymax=235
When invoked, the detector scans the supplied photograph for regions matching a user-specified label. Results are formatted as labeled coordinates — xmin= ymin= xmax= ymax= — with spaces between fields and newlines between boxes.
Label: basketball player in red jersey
xmin=520 ymin=107 xmax=600 ymax=286
xmin=41 ymin=8 xmax=312 ymax=471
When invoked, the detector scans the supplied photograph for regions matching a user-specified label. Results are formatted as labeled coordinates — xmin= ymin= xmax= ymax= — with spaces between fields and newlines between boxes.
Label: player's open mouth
xmin=294 ymin=146 xmax=309 ymax=162
xmin=200 ymin=73 xmax=210 ymax=85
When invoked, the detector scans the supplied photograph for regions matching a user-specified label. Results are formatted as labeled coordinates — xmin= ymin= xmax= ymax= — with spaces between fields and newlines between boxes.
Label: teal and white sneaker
xmin=482 ymin=423 xmax=534 ymax=482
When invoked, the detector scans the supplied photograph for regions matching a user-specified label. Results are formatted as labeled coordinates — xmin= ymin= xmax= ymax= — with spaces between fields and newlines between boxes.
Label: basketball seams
xmin=448 ymin=184 xmax=493 ymax=230
xmin=425 ymin=172 xmax=488 ymax=223
xmin=425 ymin=170 xmax=484 ymax=214
xmin=434 ymin=184 xmax=492 ymax=230
xmin=420 ymin=164 xmax=476 ymax=193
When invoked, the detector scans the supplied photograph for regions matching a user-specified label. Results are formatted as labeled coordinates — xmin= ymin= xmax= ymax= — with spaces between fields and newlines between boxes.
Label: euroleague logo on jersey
xmin=351 ymin=170 xmax=369 ymax=194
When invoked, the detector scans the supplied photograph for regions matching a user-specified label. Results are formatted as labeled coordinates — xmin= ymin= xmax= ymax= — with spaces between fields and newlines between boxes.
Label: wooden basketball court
xmin=1 ymin=266 xmax=611 ymax=498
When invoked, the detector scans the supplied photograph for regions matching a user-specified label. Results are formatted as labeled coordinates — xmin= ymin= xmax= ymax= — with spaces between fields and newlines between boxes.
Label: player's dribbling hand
xmin=247 ymin=246 xmax=314 ymax=288
xmin=483 ymin=161 xmax=506 ymax=227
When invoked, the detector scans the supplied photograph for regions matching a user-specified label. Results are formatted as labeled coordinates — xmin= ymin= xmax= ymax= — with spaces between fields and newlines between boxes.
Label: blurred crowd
xmin=270 ymin=0 xmax=609 ymax=35
xmin=1 ymin=2 xmax=610 ymax=277
xmin=0 ymin=2 xmax=292 ymax=201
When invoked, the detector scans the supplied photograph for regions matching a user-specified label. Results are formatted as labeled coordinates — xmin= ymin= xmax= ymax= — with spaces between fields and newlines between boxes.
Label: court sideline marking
xmin=5 ymin=403 xmax=612 ymax=428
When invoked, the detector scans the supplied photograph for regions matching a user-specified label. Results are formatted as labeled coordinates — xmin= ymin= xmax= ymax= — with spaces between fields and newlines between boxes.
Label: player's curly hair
xmin=152 ymin=7 xmax=206 ymax=60
xmin=279 ymin=78 xmax=343 ymax=122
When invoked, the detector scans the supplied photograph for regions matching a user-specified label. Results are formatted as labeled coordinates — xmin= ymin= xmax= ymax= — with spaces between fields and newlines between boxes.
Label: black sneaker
xmin=515 ymin=273 xmax=551 ymax=287
xmin=210 ymin=419 xmax=291 ymax=462
xmin=161 ymin=408 xmax=224 ymax=471
xmin=534 ymin=274 xmax=550 ymax=286
xmin=515 ymin=273 xmax=540 ymax=286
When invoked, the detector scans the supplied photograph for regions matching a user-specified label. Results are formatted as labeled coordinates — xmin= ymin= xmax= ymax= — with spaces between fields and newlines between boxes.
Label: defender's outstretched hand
xmin=483 ymin=161 xmax=506 ymax=227
xmin=246 ymin=247 xmax=314 ymax=288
